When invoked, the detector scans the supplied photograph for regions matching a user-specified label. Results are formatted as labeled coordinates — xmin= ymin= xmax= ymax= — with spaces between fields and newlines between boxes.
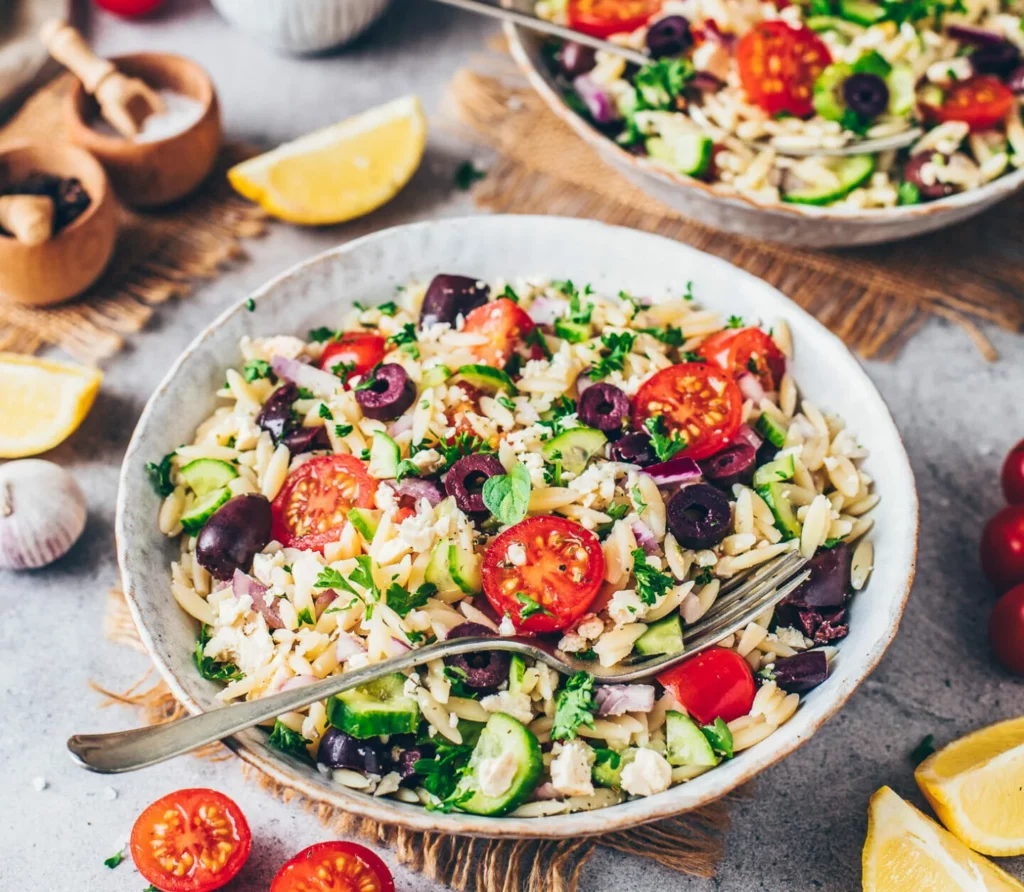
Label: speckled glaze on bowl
xmin=116 ymin=216 xmax=918 ymax=838
xmin=505 ymin=18 xmax=1024 ymax=249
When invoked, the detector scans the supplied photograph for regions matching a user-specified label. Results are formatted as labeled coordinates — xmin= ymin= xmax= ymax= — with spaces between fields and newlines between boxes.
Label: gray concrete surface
xmin=2 ymin=1 xmax=1024 ymax=888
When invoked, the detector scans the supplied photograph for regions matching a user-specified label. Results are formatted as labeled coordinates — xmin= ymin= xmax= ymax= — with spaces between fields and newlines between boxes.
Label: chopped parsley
xmin=524 ymin=327 xmax=552 ymax=359
xmin=638 ymin=325 xmax=685 ymax=347
xmin=145 ymin=452 xmax=176 ymax=497
xmin=632 ymin=548 xmax=674 ymax=606
xmin=334 ymin=423 xmax=353 ymax=438
xmin=267 ymin=719 xmax=313 ymax=763
xmin=634 ymin=57 xmax=694 ymax=112
xmin=454 ymin=160 xmax=486 ymax=190
xmin=822 ymin=536 xmax=846 ymax=550
xmin=643 ymin=415 xmax=687 ymax=461
xmin=439 ymin=432 xmax=493 ymax=471
xmin=308 ymin=326 xmax=339 ymax=343
xmin=352 ymin=362 xmax=382 ymax=392
xmin=318 ymin=403 xmax=333 ymax=420
xmin=331 ymin=359 xmax=356 ymax=379
xmin=909 ymin=733 xmax=936 ymax=766
xmin=296 ymin=387 xmax=314 ymax=399
xmin=443 ymin=665 xmax=478 ymax=699
xmin=516 ymin=592 xmax=554 ymax=620
xmin=395 ymin=458 xmax=420 ymax=481
xmin=384 ymin=581 xmax=437 ymax=617
xmin=897 ymin=181 xmax=921 ymax=206
xmin=630 ymin=484 xmax=647 ymax=515
xmin=378 ymin=301 xmax=398 ymax=317
xmin=701 ymin=718 xmax=734 ymax=759
xmin=194 ymin=624 xmax=243 ymax=682
xmin=606 ymin=502 xmax=630 ymax=521
xmin=551 ymin=671 xmax=598 ymax=741
xmin=497 ymin=394 xmax=516 ymax=411
xmin=242 ymin=358 xmax=271 ymax=382
xmin=314 ymin=556 xmax=380 ymax=617
xmin=103 ymin=850 xmax=125 ymax=869
xmin=683 ymin=281 xmax=695 ymax=301
xmin=244 ymin=298 xmax=255 ymax=312
xmin=726 ymin=315 xmax=745 ymax=329
xmin=694 ymin=566 xmax=714 ymax=586
xmin=502 ymin=284 xmax=519 ymax=302
xmin=592 ymin=747 xmax=621 ymax=770
xmin=296 ymin=607 xmax=314 ymax=626
xmin=880 ymin=0 xmax=965 ymax=25
xmin=386 ymin=323 xmax=418 ymax=351
xmin=537 ymin=395 xmax=578 ymax=437
xmin=589 ymin=331 xmax=636 ymax=380
xmin=415 ymin=740 xmax=475 ymax=807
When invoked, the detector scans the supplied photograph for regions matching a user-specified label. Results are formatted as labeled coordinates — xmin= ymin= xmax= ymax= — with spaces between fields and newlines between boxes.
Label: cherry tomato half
xmin=632 ymin=362 xmax=743 ymax=460
xmin=95 ymin=0 xmax=165 ymax=16
xmin=990 ymin=584 xmax=1024 ymax=676
xmin=980 ymin=504 xmax=1024 ymax=594
xmin=271 ymin=841 xmax=395 ymax=892
xmin=461 ymin=297 xmax=537 ymax=368
xmin=271 ymin=454 xmax=377 ymax=551
xmin=1002 ymin=439 xmax=1024 ymax=505
xmin=130 ymin=788 xmax=251 ymax=892
xmin=736 ymin=21 xmax=832 ymax=118
xmin=567 ymin=0 xmax=662 ymax=38
xmin=657 ymin=646 xmax=756 ymax=725
xmin=927 ymin=76 xmax=1015 ymax=132
xmin=698 ymin=327 xmax=787 ymax=392
xmin=482 ymin=515 xmax=605 ymax=633
xmin=319 ymin=332 xmax=386 ymax=386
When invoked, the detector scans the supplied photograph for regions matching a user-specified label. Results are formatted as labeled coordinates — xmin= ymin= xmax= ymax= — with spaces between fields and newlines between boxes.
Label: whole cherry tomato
xmin=1002 ymin=439 xmax=1024 ymax=505
xmin=271 ymin=841 xmax=394 ymax=892
xmin=95 ymin=0 xmax=166 ymax=17
xmin=989 ymin=584 xmax=1024 ymax=675
xmin=735 ymin=21 xmax=832 ymax=118
xmin=980 ymin=504 xmax=1024 ymax=593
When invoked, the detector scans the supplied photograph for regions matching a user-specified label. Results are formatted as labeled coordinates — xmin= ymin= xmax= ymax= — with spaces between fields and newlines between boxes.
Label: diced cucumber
xmin=509 ymin=655 xmax=527 ymax=694
xmin=448 ymin=542 xmax=482 ymax=594
xmin=326 ymin=673 xmax=420 ymax=739
xmin=179 ymin=458 xmax=238 ymax=497
xmin=918 ymin=83 xmax=944 ymax=109
xmin=554 ymin=318 xmax=591 ymax=344
xmin=180 ymin=487 xmax=231 ymax=534
xmin=455 ymin=364 xmax=518 ymax=395
xmin=756 ymin=481 xmax=802 ymax=541
xmin=756 ymin=413 xmax=787 ymax=449
xmin=646 ymin=133 xmax=714 ymax=178
xmin=368 ymin=432 xmax=400 ymax=479
xmin=348 ymin=507 xmax=381 ymax=541
xmin=812 ymin=63 xmax=853 ymax=124
xmin=838 ymin=0 xmax=884 ymax=25
xmin=852 ymin=50 xmax=891 ymax=77
xmin=425 ymin=541 xmax=461 ymax=594
xmin=887 ymin=64 xmax=915 ymax=116
xmin=806 ymin=14 xmax=852 ymax=32
xmin=593 ymin=747 xmax=637 ymax=789
xmin=634 ymin=614 xmax=684 ymax=657
xmin=752 ymin=454 xmax=796 ymax=487
xmin=421 ymin=365 xmax=453 ymax=389
xmin=783 ymin=155 xmax=875 ymax=206
xmin=665 ymin=711 xmax=718 ymax=768
xmin=541 ymin=427 xmax=608 ymax=476
xmin=452 ymin=713 xmax=543 ymax=816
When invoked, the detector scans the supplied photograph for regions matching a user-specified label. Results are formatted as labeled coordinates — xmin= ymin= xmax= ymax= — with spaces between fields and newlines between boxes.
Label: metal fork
xmin=67 ymin=550 xmax=808 ymax=774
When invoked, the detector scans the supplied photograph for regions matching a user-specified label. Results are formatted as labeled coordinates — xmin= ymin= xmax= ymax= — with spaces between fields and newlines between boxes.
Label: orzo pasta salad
xmin=538 ymin=0 xmax=1024 ymax=208
xmin=152 ymin=274 xmax=876 ymax=817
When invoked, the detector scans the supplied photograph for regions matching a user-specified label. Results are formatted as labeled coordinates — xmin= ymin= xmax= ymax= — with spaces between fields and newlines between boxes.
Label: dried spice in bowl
xmin=0 ymin=172 xmax=92 ymax=236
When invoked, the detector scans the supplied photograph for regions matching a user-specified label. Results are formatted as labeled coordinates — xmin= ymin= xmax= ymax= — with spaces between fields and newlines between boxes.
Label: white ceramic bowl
xmin=505 ymin=17 xmax=1024 ymax=249
xmin=116 ymin=216 xmax=918 ymax=838
xmin=211 ymin=0 xmax=391 ymax=55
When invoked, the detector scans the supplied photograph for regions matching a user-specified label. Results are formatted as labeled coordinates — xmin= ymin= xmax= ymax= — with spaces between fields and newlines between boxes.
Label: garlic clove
xmin=0 ymin=459 xmax=87 ymax=570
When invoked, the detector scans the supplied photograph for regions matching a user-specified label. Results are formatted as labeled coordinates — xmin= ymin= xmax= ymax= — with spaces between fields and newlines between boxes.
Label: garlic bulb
xmin=0 ymin=460 xmax=87 ymax=570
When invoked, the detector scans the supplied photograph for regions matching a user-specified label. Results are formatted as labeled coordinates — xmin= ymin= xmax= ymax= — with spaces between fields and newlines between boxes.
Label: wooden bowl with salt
xmin=65 ymin=53 xmax=222 ymax=209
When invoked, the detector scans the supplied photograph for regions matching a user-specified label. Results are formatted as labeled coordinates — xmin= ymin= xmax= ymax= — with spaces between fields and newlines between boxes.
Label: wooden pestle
xmin=40 ymin=20 xmax=165 ymax=139
xmin=0 ymin=195 xmax=55 ymax=246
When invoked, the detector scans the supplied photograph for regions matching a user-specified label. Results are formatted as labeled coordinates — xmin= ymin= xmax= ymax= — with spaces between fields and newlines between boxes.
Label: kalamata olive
xmin=1008 ymin=64 xmax=1024 ymax=94
xmin=445 ymin=453 xmax=507 ymax=514
xmin=772 ymin=650 xmax=829 ymax=693
xmin=282 ymin=425 xmax=331 ymax=454
xmin=784 ymin=543 xmax=851 ymax=609
xmin=609 ymin=431 xmax=657 ymax=466
xmin=420 ymin=274 xmax=490 ymax=327
xmin=256 ymin=382 xmax=298 ymax=444
xmin=971 ymin=41 xmax=1020 ymax=76
xmin=666 ymin=483 xmax=731 ymax=549
xmin=559 ymin=41 xmax=596 ymax=77
xmin=646 ymin=15 xmax=692 ymax=58
xmin=692 ymin=71 xmax=725 ymax=93
xmin=843 ymin=73 xmax=889 ymax=118
xmin=318 ymin=727 xmax=384 ymax=773
xmin=578 ymin=382 xmax=630 ymax=435
xmin=394 ymin=745 xmax=433 ymax=779
xmin=446 ymin=621 xmax=496 ymax=639
xmin=903 ymin=152 xmax=958 ymax=201
xmin=700 ymin=443 xmax=757 ymax=489
xmin=196 ymin=494 xmax=273 ymax=580
xmin=354 ymin=363 xmax=416 ymax=421
xmin=443 ymin=621 xmax=510 ymax=690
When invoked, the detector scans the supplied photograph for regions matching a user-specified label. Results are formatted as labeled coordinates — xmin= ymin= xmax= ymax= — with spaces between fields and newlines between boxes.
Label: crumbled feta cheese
xmin=478 ymin=749 xmax=519 ymax=798
xmin=507 ymin=542 xmax=527 ymax=566
xmin=409 ymin=448 xmax=444 ymax=475
xmin=397 ymin=510 xmax=436 ymax=553
xmin=498 ymin=614 xmax=517 ymax=637
xmin=558 ymin=632 xmax=587 ymax=653
xmin=608 ymin=589 xmax=647 ymax=627
xmin=620 ymin=748 xmax=673 ymax=798
xmin=31 ymin=776 xmax=46 ymax=791
xmin=102 ymin=786 xmax=118 ymax=801
xmin=480 ymin=690 xmax=534 ymax=724
xmin=576 ymin=614 xmax=605 ymax=640
xmin=568 ymin=461 xmax=621 ymax=508
xmin=204 ymin=615 xmax=275 ymax=676
xmin=550 ymin=740 xmax=595 ymax=798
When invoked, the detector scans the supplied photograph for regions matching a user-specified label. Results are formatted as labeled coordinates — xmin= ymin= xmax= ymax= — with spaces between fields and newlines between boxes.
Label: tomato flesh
xmin=928 ymin=76 xmax=1014 ymax=132
xmin=95 ymin=0 xmax=166 ymax=16
xmin=981 ymin=504 xmax=1024 ymax=594
xmin=271 ymin=841 xmax=395 ymax=892
xmin=736 ymin=21 xmax=832 ymax=118
xmin=482 ymin=515 xmax=605 ymax=633
xmin=657 ymin=646 xmax=756 ymax=725
xmin=461 ymin=297 xmax=537 ymax=368
xmin=698 ymin=327 xmax=786 ymax=392
xmin=130 ymin=788 xmax=251 ymax=892
xmin=319 ymin=332 xmax=386 ymax=387
xmin=1002 ymin=439 xmax=1024 ymax=505
xmin=990 ymin=584 xmax=1024 ymax=676
xmin=271 ymin=454 xmax=377 ymax=551
xmin=567 ymin=0 xmax=661 ymax=38
xmin=632 ymin=362 xmax=743 ymax=460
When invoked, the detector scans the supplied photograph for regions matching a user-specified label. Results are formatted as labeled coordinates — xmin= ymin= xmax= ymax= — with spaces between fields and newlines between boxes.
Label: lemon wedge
xmin=915 ymin=716 xmax=1024 ymax=856
xmin=228 ymin=95 xmax=427 ymax=226
xmin=0 ymin=353 xmax=102 ymax=458
xmin=863 ymin=786 xmax=1024 ymax=892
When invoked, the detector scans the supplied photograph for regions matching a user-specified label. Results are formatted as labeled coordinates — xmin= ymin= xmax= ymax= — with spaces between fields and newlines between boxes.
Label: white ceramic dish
xmin=116 ymin=216 xmax=918 ymax=838
xmin=504 ymin=16 xmax=1024 ymax=249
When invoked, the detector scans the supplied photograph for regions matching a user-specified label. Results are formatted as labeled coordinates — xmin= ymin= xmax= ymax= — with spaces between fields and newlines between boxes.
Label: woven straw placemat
xmin=445 ymin=53 xmax=1024 ymax=362
xmin=0 ymin=74 xmax=266 ymax=362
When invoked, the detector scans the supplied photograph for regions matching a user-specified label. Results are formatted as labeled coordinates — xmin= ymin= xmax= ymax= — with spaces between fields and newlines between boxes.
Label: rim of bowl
xmin=505 ymin=23 xmax=1024 ymax=223
xmin=115 ymin=215 xmax=919 ymax=838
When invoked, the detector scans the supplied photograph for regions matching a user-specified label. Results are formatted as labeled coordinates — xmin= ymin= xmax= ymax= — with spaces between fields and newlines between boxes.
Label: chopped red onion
xmin=396 ymin=477 xmax=446 ymax=506
xmin=947 ymin=24 xmax=1005 ymax=45
xmin=270 ymin=355 xmax=341 ymax=400
xmin=692 ymin=71 xmax=725 ymax=92
xmin=314 ymin=589 xmax=337 ymax=617
xmin=277 ymin=674 xmax=318 ymax=693
xmin=385 ymin=636 xmax=412 ymax=657
xmin=631 ymin=520 xmax=659 ymax=555
xmin=336 ymin=632 xmax=367 ymax=662
xmin=573 ymin=74 xmax=620 ymax=124
xmin=595 ymin=684 xmax=656 ymax=716
xmin=531 ymin=782 xmax=563 ymax=801
xmin=527 ymin=295 xmax=569 ymax=326
xmin=735 ymin=424 xmax=764 ymax=451
xmin=576 ymin=368 xmax=595 ymax=396
xmin=738 ymin=373 xmax=766 ymax=404
xmin=389 ymin=414 xmax=414 ymax=437
xmin=645 ymin=455 xmax=702 ymax=485
xmin=1009 ymin=64 xmax=1024 ymax=94
xmin=233 ymin=568 xmax=283 ymax=629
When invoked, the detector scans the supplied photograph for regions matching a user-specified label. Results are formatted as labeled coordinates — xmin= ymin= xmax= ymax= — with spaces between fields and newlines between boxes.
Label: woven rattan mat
xmin=446 ymin=53 xmax=1024 ymax=361
xmin=0 ymin=74 xmax=266 ymax=362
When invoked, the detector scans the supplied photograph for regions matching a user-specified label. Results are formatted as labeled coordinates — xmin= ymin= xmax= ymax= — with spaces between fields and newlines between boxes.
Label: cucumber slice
xmin=541 ymin=427 xmax=608 ymax=476
xmin=812 ymin=63 xmax=853 ymax=124
xmin=852 ymin=50 xmax=891 ymax=77
xmin=756 ymin=413 xmax=787 ymax=449
xmin=806 ymin=14 xmax=852 ymax=32
xmin=756 ymin=482 xmax=802 ymax=541
xmin=509 ymin=655 xmax=527 ymax=694
xmin=348 ymin=507 xmax=381 ymax=541
xmin=455 ymin=364 xmax=518 ymax=395
xmin=326 ymin=673 xmax=420 ymax=739
xmin=180 ymin=487 xmax=231 ymax=534
xmin=838 ymin=0 xmax=884 ymax=25
xmin=179 ymin=458 xmax=238 ymax=497
xmin=593 ymin=747 xmax=637 ymax=789
xmin=448 ymin=542 xmax=482 ymax=594
xmin=425 ymin=541 xmax=460 ymax=594
xmin=918 ymin=84 xmax=944 ymax=109
xmin=783 ymin=155 xmax=875 ymax=206
xmin=887 ymin=64 xmax=915 ymax=116
xmin=752 ymin=454 xmax=796 ymax=487
xmin=421 ymin=365 xmax=453 ymax=389
xmin=368 ymin=432 xmax=400 ymax=479
xmin=665 ymin=711 xmax=718 ymax=768
xmin=554 ymin=318 xmax=591 ymax=344
xmin=452 ymin=713 xmax=543 ymax=816
xmin=646 ymin=133 xmax=714 ymax=178
xmin=634 ymin=614 xmax=684 ymax=657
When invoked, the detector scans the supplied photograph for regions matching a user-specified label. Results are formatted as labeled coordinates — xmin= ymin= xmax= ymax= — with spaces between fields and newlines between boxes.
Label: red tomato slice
xmin=657 ymin=647 xmax=756 ymax=725
xmin=461 ymin=297 xmax=537 ymax=368
xmin=699 ymin=327 xmax=786 ymax=392
xmin=736 ymin=21 xmax=831 ymax=118
xmin=271 ymin=841 xmax=395 ymax=892
xmin=1003 ymin=439 xmax=1024 ymax=505
xmin=567 ymin=0 xmax=662 ymax=38
xmin=632 ymin=362 xmax=743 ymax=460
xmin=981 ymin=504 xmax=1024 ymax=594
xmin=95 ymin=0 xmax=166 ymax=16
xmin=319 ymin=332 xmax=386 ymax=387
xmin=927 ymin=76 xmax=1014 ymax=132
xmin=482 ymin=515 xmax=605 ymax=633
xmin=271 ymin=454 xmax=377 ymax=551
xmin=130 ymin=788 xmax=251 ymax=892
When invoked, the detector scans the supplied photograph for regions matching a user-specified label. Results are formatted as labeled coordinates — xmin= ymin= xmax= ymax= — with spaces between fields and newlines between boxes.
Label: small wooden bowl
xmin=0 ymin=141 xmax=117 ymax=307
xmin=65 ymin=53 xmax=222 ymax=209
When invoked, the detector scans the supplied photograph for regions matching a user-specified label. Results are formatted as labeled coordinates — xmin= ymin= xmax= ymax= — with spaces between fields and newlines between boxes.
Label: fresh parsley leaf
xmin=694 ymin=566 xmax=713 ymax=586
xmin=331 ymin=359 xmax=356 ymax=379
xmin=516 ymin=592 xmax=554 ymax=620
xmin=334 ymin=423 xmax=353 ymax=437
xmin=144 ymin=886 xmax=160 ymax=891
xmin=353 ymin=362 xmax=382 ymax=392
xmin=415 ymin=740 xmax=475 ymax=803
xmin=308 ymin=326 xmax=339 ymax=343
xmin=443 ymin=665 xmax=478 ymax=699
xmin=589 ymin=331 xmax=636 ymax=380
xmin=643 ymin=415 xmax=687 ymax=461
xmin=268 ymin=719 xmax=313 ymax=763
xmin=726 ymin=315 xmax=744 ymax=329
xmin=243 ymin=358 xmax=271 ymax=382
xmin=681 ymin=350 xmax=704 ymax=363
xmin=386 ymin=323 xmax=418 ymax=351
xmin=634 ymin=57 xmax=694 ymax=111
xmin=551 ymin=671 xmax=597 ymax=741
xmin=482 ymin=462 xmax=532 ymax=526
xmin=378 ymin=301 xmax=398 ymax=317
xmin=631 ymin=484 xmax=647 ymax=515
xmin=701 ymin=718 xmax=734 ymax=759
xmin=682 ymin=281 xmax=694 ymax=301
xmin=439 ymin=432 xmax=493 ymax=471
xmin=314 ymin=567 xmax=347 ymax=589
xmin=318 ymin=403 xmax=333 ymax=420
xmin=638 ymin=325 xmax=685 ymax=347
xmin=524 ymin=327 xmax=552 ymax=359
xmin=296 ymin=607 xmax=314 ymax=626
xmin=385 ymin=582 xmax=437 ymax=617
xmin=104 ymin=851 xmax=124 ymax=869
xmin=822 ymin=536 xmax=846 ymax=550
xmin=454 ymin=160 xmax=486 ymax=190
xmin=880 ymin=0 xmax=964 ymax=26
xmin=632 ymin=548 xmax=673 ymax=606
xmin=606 ymin=502 xmax=630 ymax=521
xmin=194 ymin=624 xmax=243 ymax=682
xmin=502 ymin=284 xmax=519 ymax=302
xmin=578 ymin=647 xmax=597 ymax=660
xmin=897 ymin=181 xmax=921 ymax=206
xmin=592 ymin=747 xmax=621 ymax=769
xmin=497 ymin=394 xmax=516 ymax=411
xmin=552 ymin=279 xmax=577 ymax=298
xmin=145 ymin=452 xmax=176 ymax=497
xmin=568 ymin=289 xmax=593 ymax=325
xmin=396 ymin=458 xmax=420 ymax=481
xmin=360 ymin=448 xmax=371 ymax=461
xmin=544 ymin=454 xmax=564 ymax=487
xmin=244 ymin=298 xmax=255 ymax=312
xmin=296 ymin=386 xmax=314 ymax=399
xmin=909 ymin=733 xmax=936 ymax=766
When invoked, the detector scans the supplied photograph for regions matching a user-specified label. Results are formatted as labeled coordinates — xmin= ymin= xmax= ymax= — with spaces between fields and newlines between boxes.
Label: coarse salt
xmin=91 ymin=89 xmax=205 ymax=144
